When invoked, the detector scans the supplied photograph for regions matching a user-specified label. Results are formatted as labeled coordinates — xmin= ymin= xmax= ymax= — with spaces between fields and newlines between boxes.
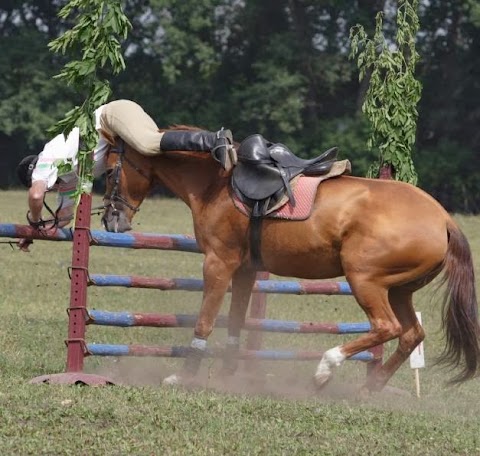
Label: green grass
xmin=1 ymin=189 xmax=480 ymax=455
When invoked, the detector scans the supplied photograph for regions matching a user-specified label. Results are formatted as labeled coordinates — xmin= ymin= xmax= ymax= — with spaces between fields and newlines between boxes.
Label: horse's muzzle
xmin=101 ymin=207 xmax=132 ymax=233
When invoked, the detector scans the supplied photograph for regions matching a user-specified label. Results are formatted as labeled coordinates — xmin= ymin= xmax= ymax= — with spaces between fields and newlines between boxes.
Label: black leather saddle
xmin=232 ymin=134 xmax=338 ymax=217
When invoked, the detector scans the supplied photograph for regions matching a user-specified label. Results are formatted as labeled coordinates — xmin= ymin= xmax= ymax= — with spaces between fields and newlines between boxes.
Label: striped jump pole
xmin=87 ymin=274 xmax=353 ymax=294
xmin=86 ymin=344 xmax=377 ymax=362
xmin=85 ymin=310 xmax=380 ymax=363
xmin=0 ymin=223 xmax=200 ymax=252
xmin=87 ymin=309 xmax=372 ymax=334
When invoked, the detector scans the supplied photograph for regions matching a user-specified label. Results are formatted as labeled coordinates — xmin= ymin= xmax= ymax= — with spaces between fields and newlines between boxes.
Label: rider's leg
xmin=161 ymin=128 xmax=236 ymax=170
xmin=100 ymin=99 xmax=162 ymax=156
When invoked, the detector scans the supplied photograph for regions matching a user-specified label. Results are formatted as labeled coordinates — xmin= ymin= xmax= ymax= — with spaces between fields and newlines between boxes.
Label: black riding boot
xmin=160 ymin=128 xmax=236 ymax=170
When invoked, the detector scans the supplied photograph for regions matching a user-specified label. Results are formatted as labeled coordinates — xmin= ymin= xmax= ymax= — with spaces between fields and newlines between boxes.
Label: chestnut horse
xmin=101 ymin=128 xmax=479 ymax=393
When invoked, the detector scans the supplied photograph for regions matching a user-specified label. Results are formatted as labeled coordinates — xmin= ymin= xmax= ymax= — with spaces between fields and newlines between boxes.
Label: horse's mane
xmin=159 ymin=124 xmax=203 ymax=133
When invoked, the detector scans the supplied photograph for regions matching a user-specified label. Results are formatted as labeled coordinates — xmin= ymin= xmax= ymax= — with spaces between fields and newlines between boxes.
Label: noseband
xmin=103 ymin=139 xmax=151 ymax=215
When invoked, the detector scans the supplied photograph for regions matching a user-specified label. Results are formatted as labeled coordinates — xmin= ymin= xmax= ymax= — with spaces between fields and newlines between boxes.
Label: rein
xmin=103 ymin=139 xmax=151 ymax=215
xmin=25 ymin=196 xmax=74 ymax=231
xmin=8 ymin=202 xmax=106 ymax=251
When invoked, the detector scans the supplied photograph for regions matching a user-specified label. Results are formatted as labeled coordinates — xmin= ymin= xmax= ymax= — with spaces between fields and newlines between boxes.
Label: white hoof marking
xmin=314 ymin=346 xmax=346 ymax=387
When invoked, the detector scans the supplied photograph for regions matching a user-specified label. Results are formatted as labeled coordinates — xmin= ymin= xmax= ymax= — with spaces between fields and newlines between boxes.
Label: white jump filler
xmin=409 ymin=311 xmax=425 ymax=397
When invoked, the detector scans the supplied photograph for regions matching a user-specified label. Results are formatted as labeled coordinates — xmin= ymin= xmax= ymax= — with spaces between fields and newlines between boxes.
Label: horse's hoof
xmin=313 ymin=372 xmax=332 ymax=390
xmin=163 ymin=373 xmax=182 ymax=386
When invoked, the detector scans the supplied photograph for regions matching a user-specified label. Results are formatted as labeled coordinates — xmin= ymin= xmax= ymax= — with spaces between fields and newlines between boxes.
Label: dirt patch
xmin=89 ymin=357 xmax=409 ymax=402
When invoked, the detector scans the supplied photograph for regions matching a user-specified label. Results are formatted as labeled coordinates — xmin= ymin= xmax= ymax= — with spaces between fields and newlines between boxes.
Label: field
xmin=1 ymin=189 xmax=480 ymax=455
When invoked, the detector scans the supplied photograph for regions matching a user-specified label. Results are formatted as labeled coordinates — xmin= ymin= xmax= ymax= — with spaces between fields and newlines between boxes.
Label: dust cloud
xmin=90 ymin=357 xmax=409 ymax=402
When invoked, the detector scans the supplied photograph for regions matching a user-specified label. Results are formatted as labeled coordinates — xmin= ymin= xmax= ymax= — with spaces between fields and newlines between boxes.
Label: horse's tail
xmin=438 ymin=219 xmax=480 ymax=383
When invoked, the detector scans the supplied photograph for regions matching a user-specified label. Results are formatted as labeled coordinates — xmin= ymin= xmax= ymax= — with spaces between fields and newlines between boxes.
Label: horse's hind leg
xmin=221 ymin=267 xmax=257 ymax=375
xmin=315 ymin=278 xmax=403 ymax=390
xmin=364 ymin=288 xmax=424 ymax=392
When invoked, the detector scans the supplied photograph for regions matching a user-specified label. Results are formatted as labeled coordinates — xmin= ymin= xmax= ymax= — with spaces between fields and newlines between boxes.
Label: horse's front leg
xmin=221 ymin=267 xmax=257 ymax=376
xmin=163 ymin=253 xmax=237 ymax=386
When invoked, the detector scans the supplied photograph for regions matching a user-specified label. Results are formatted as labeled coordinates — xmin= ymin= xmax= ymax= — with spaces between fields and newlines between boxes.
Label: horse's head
xmin=102 ymin=141 xmax=153 ymax=233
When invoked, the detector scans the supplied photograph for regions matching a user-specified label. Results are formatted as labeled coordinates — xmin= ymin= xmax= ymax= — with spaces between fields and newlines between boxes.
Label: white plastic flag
xmin=409 ymin=312 xmax=425 ymax=369
xmin=410 ymin=311 xmax=425 ymax=397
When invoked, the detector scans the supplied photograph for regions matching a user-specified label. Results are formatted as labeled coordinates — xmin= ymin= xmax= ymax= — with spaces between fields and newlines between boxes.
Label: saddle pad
xmin=233 ymin=159 xmax=351 ymax=221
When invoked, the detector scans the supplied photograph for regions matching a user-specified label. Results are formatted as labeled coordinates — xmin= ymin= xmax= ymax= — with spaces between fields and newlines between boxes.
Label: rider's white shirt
xmin=31 ymin=105 xmax=109 ymax=207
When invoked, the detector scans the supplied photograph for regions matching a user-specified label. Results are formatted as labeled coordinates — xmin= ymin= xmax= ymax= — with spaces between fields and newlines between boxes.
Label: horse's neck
xmin=153 ymin=153 xmax=224 ymax=208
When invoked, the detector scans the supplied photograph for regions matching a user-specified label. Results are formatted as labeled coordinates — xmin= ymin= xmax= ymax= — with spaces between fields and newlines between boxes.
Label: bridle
xmin=103 ymin=138 xmax=152 ymax=216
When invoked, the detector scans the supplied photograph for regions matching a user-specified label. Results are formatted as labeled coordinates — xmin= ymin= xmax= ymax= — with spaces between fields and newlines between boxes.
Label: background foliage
xmin=0 ymin=0 xmax=479 ymax=212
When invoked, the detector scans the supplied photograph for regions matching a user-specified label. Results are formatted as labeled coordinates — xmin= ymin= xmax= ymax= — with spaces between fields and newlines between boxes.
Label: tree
xmin=0 ymin=3 xmax=74 ymax=186
xmin=47 ymin=0 xmax=131 ymax=198
xmin=350 ymin=0 xmax=421 ymax=184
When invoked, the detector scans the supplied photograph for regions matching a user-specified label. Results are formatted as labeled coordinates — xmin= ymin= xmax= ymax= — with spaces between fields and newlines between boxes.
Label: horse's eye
xmin=106 ymin=168 xmax=114 ymax=178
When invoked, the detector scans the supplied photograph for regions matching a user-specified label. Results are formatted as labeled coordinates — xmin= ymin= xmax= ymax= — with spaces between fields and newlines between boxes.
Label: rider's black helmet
xmin=16 ymin=155 xmax=39 ymax=188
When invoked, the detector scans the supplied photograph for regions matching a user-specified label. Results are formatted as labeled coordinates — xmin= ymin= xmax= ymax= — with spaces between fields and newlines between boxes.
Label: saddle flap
xmin=232 ymin=163 xmax=284 ymax=200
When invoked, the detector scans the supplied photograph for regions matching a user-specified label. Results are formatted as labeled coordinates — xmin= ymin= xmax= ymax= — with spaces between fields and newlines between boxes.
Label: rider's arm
xmin=29 ymin=136 xmax=60 ymax=224
xmin=56 ymin=182 xmax=76 ymax=228
xmin=27 ymin=180 xmax=48 ymax=222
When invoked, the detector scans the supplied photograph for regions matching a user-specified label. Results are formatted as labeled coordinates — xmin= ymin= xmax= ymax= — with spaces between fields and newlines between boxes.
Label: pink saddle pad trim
xmin=233 ymin=176 xmax=322 ymax=221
